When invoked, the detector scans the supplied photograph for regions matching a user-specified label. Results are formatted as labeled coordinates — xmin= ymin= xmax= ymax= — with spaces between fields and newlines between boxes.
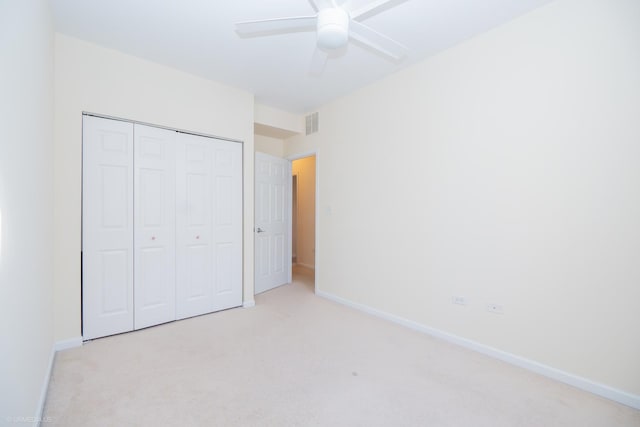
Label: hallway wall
xmin=292 ymin=156 xmax=316 ymax=270
xmin=255 ymin=134 xmax=285 ymax=158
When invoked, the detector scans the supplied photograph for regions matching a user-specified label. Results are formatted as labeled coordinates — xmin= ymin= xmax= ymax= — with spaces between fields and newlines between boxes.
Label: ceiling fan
xmin=235 ymin=0 xmax=409 ymax=75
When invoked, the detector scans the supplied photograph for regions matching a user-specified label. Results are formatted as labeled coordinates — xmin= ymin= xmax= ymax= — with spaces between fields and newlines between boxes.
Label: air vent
xmin=305 ymin=112 xmax=319 ymax=135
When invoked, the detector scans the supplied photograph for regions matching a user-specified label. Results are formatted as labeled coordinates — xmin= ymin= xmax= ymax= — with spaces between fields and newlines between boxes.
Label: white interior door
xmin=82 ymin=116 xmax=134 ymax=340
xmin=255 ymin=152 xmax=292 ymax=294
xmin=134 ymin=124 xmax=176 ymax=329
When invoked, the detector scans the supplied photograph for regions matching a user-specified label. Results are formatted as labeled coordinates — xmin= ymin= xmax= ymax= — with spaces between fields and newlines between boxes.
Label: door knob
xmin=256 ymin=227 xmax=266 ymax=233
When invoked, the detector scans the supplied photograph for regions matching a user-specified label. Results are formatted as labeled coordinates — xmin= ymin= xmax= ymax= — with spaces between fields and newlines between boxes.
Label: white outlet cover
xmin=452 ymin=296 xmax=467 ymax=306
xmin=486 ymin=303 xmax=504 ymax=314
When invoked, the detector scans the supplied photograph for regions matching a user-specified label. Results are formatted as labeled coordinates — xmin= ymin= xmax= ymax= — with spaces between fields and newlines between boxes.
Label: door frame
xmin=287 ymin=150 xmax=319 ymax=293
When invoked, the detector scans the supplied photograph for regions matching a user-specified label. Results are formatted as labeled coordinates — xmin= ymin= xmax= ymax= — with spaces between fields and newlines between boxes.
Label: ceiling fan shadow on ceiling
xmin=235 ymin=0 xmax=409 ymax=76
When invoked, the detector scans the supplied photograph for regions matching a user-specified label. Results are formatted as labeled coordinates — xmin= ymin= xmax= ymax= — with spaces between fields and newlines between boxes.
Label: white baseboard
xmin=316 ymin=290 xmax=640 ymax=410
xmin=243 ymin=300 xmax=255 ymax=308
xmin=55 ymin=336 xmax=83 ymax=351
xmin=296 ymin=263 xmax=315 ymax=271
xmin=36 ymin=345 xmax=56 ymax=423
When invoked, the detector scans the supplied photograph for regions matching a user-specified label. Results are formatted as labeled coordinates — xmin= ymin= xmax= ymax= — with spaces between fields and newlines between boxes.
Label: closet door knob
xmin=151 ymin=236 xmax=156 ymax=241
xmin=196 ymin=235 xmax=200 ymax=240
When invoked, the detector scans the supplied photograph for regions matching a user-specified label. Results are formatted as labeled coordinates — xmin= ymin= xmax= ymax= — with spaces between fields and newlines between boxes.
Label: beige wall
xmin=53 ymin=34 xmax=256 ymax=341
xmin=255 ymin=134 xmax=285 ymax=158
xmin=0 ymin=0 xmax=55 ymax=419
xmin=254 ymin=103 xmax=304 ymax=135
xmin=286 ymin=0 xmax=640 ymax=397
xmin=292 ymin=157 xmax=316 ymax=269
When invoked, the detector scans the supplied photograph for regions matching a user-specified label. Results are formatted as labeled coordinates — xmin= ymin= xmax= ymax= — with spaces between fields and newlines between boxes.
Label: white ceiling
xmin=51 ymin=0 xmax=553 ymax=114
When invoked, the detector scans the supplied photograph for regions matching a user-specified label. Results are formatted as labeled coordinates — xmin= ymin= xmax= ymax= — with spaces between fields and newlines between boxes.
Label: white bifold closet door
xmin=175 ymin=132 xmax=243 ymax=318
xmin=82 ymin=116 xmax=135 ymax=340
xmin=175 ymin=132 xmax=212 ymax=319
xmin=208 ymin=138 xmax=243 ymax=312
xmin=83 ymin=115 xmax=242 ymax=340
xmin=134 ymin=124 xmax=176 ymax=330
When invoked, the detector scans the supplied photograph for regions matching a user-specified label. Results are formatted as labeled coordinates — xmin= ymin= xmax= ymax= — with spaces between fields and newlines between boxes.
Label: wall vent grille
xmin=305 ymin=112 xmax=319 ymax=135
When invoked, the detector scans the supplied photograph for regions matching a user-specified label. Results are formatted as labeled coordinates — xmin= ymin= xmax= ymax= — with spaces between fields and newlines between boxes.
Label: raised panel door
xmin=254 ymin=152 xmax=291 ymax=294
xmin=134 ymin=124 xmax=176 ymax=329
xmin=82 ymin=115 xmax=134 ymax=339
xmin=175 ymin=132 xmax=214 ymax=318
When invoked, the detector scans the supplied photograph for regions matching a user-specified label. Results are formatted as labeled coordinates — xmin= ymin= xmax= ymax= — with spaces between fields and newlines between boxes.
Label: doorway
xmin=292 ymin=174 xmax=298 ymax=265
xmin=290 ymin=155 xmax=316 ymax=291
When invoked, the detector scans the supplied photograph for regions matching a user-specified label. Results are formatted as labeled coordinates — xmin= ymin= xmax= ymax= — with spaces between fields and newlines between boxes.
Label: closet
xmin=82 ymin=115 xmax=242 ymax=340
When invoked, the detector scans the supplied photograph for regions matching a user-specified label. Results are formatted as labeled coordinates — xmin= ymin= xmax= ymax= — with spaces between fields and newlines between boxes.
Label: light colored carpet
xmin=44 ymin=266 xmax=639 ymax=426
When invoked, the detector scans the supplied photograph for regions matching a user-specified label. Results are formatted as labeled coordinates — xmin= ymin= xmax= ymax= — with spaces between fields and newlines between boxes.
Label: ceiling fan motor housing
xmin=317 ymin=8 xmax=349 ymax=50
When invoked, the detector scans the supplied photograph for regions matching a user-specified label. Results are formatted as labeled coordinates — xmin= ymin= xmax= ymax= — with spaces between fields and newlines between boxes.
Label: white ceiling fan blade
xmin=339 ymin=1 xmax=355 ymax=12
xmin=350 ymin=0 xmax=407 ymax=20
xmin=235 ymin=16 xmax=316 ymax=35
xmin=308 ymin=0 xmax=337 ymax=12
xmin=349 ymin=21 xmax=408 ymax=60
xmin=309 ymin=49 xmax=329 ymax=76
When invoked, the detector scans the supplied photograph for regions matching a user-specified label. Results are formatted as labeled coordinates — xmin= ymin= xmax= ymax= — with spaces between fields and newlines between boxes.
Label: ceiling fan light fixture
xmin=235 ymin=0 xmax=408 ymax=75
xmin=316 ymin=8 xmax=349 ymax=50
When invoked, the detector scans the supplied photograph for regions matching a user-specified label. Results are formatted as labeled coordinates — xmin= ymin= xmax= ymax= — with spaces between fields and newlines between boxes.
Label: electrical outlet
xmin=452 ymin=296 xmax=467 ymax=306
xmin=486 ymin=303 xmax=504 ymax=314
